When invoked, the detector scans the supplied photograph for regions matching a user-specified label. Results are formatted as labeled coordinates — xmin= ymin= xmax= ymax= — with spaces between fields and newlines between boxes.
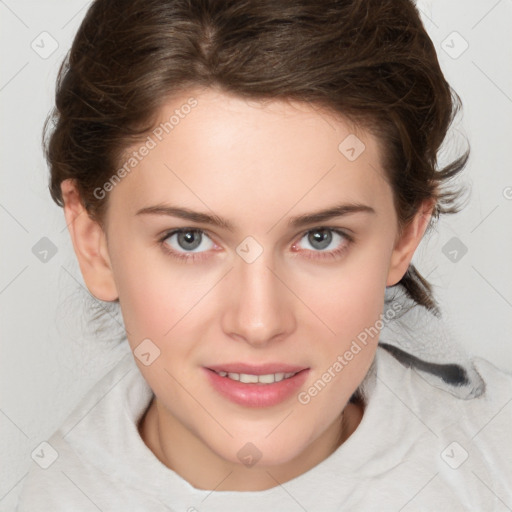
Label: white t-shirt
xmin=15 ymin=343 xmax=512 ymax=511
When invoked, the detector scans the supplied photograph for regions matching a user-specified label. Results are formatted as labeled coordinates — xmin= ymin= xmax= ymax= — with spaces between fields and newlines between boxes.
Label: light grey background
xmin=1 ymin=0 xmax=511 ymax=509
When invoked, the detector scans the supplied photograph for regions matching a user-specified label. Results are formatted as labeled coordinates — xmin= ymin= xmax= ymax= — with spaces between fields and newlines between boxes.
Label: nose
xmin=222 ymin=250 xmax=296 ymax=347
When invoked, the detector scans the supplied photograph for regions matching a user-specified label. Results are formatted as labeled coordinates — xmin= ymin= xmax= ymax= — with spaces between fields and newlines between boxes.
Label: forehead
xmin=108 ymin=87 xmax=391 ymax=223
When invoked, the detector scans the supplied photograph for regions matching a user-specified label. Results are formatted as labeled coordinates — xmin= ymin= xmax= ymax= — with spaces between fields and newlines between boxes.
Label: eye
xmin=291 ymin=227 xmax=353 ymax=260
xmin=159 ymin=229 xmax=215 ymax=262
xmin=159 ymin=226 xmax=353 ymax=263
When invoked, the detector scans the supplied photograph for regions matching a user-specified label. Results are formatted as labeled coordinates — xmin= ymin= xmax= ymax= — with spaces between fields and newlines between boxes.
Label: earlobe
xmin=386 ymin=199 xmax=435 ymax=287
xmin=61 ymin=179 xmax=119 ymax=302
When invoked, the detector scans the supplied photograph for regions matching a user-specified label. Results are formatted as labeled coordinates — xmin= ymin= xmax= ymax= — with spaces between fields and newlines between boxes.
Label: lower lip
xmin=203 ymin=368 xmax=310 ymax=408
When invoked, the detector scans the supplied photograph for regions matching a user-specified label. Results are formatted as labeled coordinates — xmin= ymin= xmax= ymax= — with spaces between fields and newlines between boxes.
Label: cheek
xmin=302 ymin=240 xmax=391 ymax=346
xmin=296 ymin=262 xmax=387 ymax=421
xmin=108 ymin=238 xmax=193 ymax=343
xmin=116 ymin=263 xmax=209 ymax=344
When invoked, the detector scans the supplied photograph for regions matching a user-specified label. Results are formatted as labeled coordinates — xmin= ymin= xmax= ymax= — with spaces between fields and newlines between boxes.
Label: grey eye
xmin=306 ymin=229 xmax=333 ymax=250
xmin=164 ymin=229 xmax=214 ymax=253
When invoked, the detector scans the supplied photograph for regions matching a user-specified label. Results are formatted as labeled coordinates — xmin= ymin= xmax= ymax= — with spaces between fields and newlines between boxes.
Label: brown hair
xmin=43 ymin=0 xmax=470 ymax=316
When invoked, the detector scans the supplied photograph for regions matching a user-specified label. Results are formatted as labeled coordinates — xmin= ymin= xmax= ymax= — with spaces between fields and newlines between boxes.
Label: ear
xmin=386 ymin=199 xmax=435 ymax=287
xmin=61 ymin=179 xmax=118 ymax=301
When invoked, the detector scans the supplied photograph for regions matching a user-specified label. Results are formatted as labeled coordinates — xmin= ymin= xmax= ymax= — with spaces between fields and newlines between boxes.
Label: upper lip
xmin=206 ymin=363 xmax=308 ymax=375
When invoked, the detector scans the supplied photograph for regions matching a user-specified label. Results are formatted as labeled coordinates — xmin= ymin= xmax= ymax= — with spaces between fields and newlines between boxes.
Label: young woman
xmin=17 ymin=0 xmax=512 ymax=510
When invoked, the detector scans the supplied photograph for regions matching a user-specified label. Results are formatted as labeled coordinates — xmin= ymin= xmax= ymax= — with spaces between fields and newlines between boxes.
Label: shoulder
xmin=15 ymin=433 xmax=95 ymax=511
xmin=373 ymin=343 xmax=512 ymax=433
xmin=367 ymin=346 xmax=512 ymax=508
xmin=471 ymin=354 xmax=512 ymax=393
xmin=15 ymin=352 xmax=153 ymax=511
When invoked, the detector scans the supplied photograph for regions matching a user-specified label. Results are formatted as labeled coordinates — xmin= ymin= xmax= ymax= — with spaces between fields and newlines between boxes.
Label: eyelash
xmin=158 ymin=227 xmax=354 ymax=263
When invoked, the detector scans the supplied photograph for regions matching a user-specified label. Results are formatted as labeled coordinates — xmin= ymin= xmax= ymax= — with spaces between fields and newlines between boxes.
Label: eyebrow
xmin=135 ymin=202 xmax=376 ymax=230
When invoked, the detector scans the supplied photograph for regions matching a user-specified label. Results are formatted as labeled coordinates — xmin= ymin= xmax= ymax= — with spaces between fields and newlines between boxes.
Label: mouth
xmin=205 ymin=362 xmax=308 ymax=383
xmin=206 ymin=368 xmax=303 ymax=384
xmin=203 ymin=364 xmax=310 ymax=407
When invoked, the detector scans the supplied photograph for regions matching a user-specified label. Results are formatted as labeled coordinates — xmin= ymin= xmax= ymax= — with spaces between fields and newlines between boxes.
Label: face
xmin=65 ymin=86 xmax=430 ymax=475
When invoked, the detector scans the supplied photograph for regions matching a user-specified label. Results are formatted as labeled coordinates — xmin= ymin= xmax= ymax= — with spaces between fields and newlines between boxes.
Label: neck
xmin=138 ymin=397 xmax=364 ymax=491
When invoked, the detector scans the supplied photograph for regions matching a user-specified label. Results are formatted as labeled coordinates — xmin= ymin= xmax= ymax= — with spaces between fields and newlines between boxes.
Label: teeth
xmin=215 ymin=370 xmax=298 ymax=384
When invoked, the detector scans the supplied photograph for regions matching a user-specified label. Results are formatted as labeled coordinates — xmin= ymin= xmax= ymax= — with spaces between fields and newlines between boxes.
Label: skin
xmin=61 ymin=86 xmax=434 ymax=491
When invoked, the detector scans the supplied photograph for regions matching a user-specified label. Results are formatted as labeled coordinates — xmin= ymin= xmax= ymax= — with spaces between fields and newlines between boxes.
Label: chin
xmin=210 ymin=434 xmax=310 ymax=469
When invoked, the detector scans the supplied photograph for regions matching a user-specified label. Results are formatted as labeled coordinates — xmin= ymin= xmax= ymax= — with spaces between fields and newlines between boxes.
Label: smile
xmin=204 ymin=367 xmax=310 ymax=407
xmin=212 ymin=370 xmax=300 ymax=384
